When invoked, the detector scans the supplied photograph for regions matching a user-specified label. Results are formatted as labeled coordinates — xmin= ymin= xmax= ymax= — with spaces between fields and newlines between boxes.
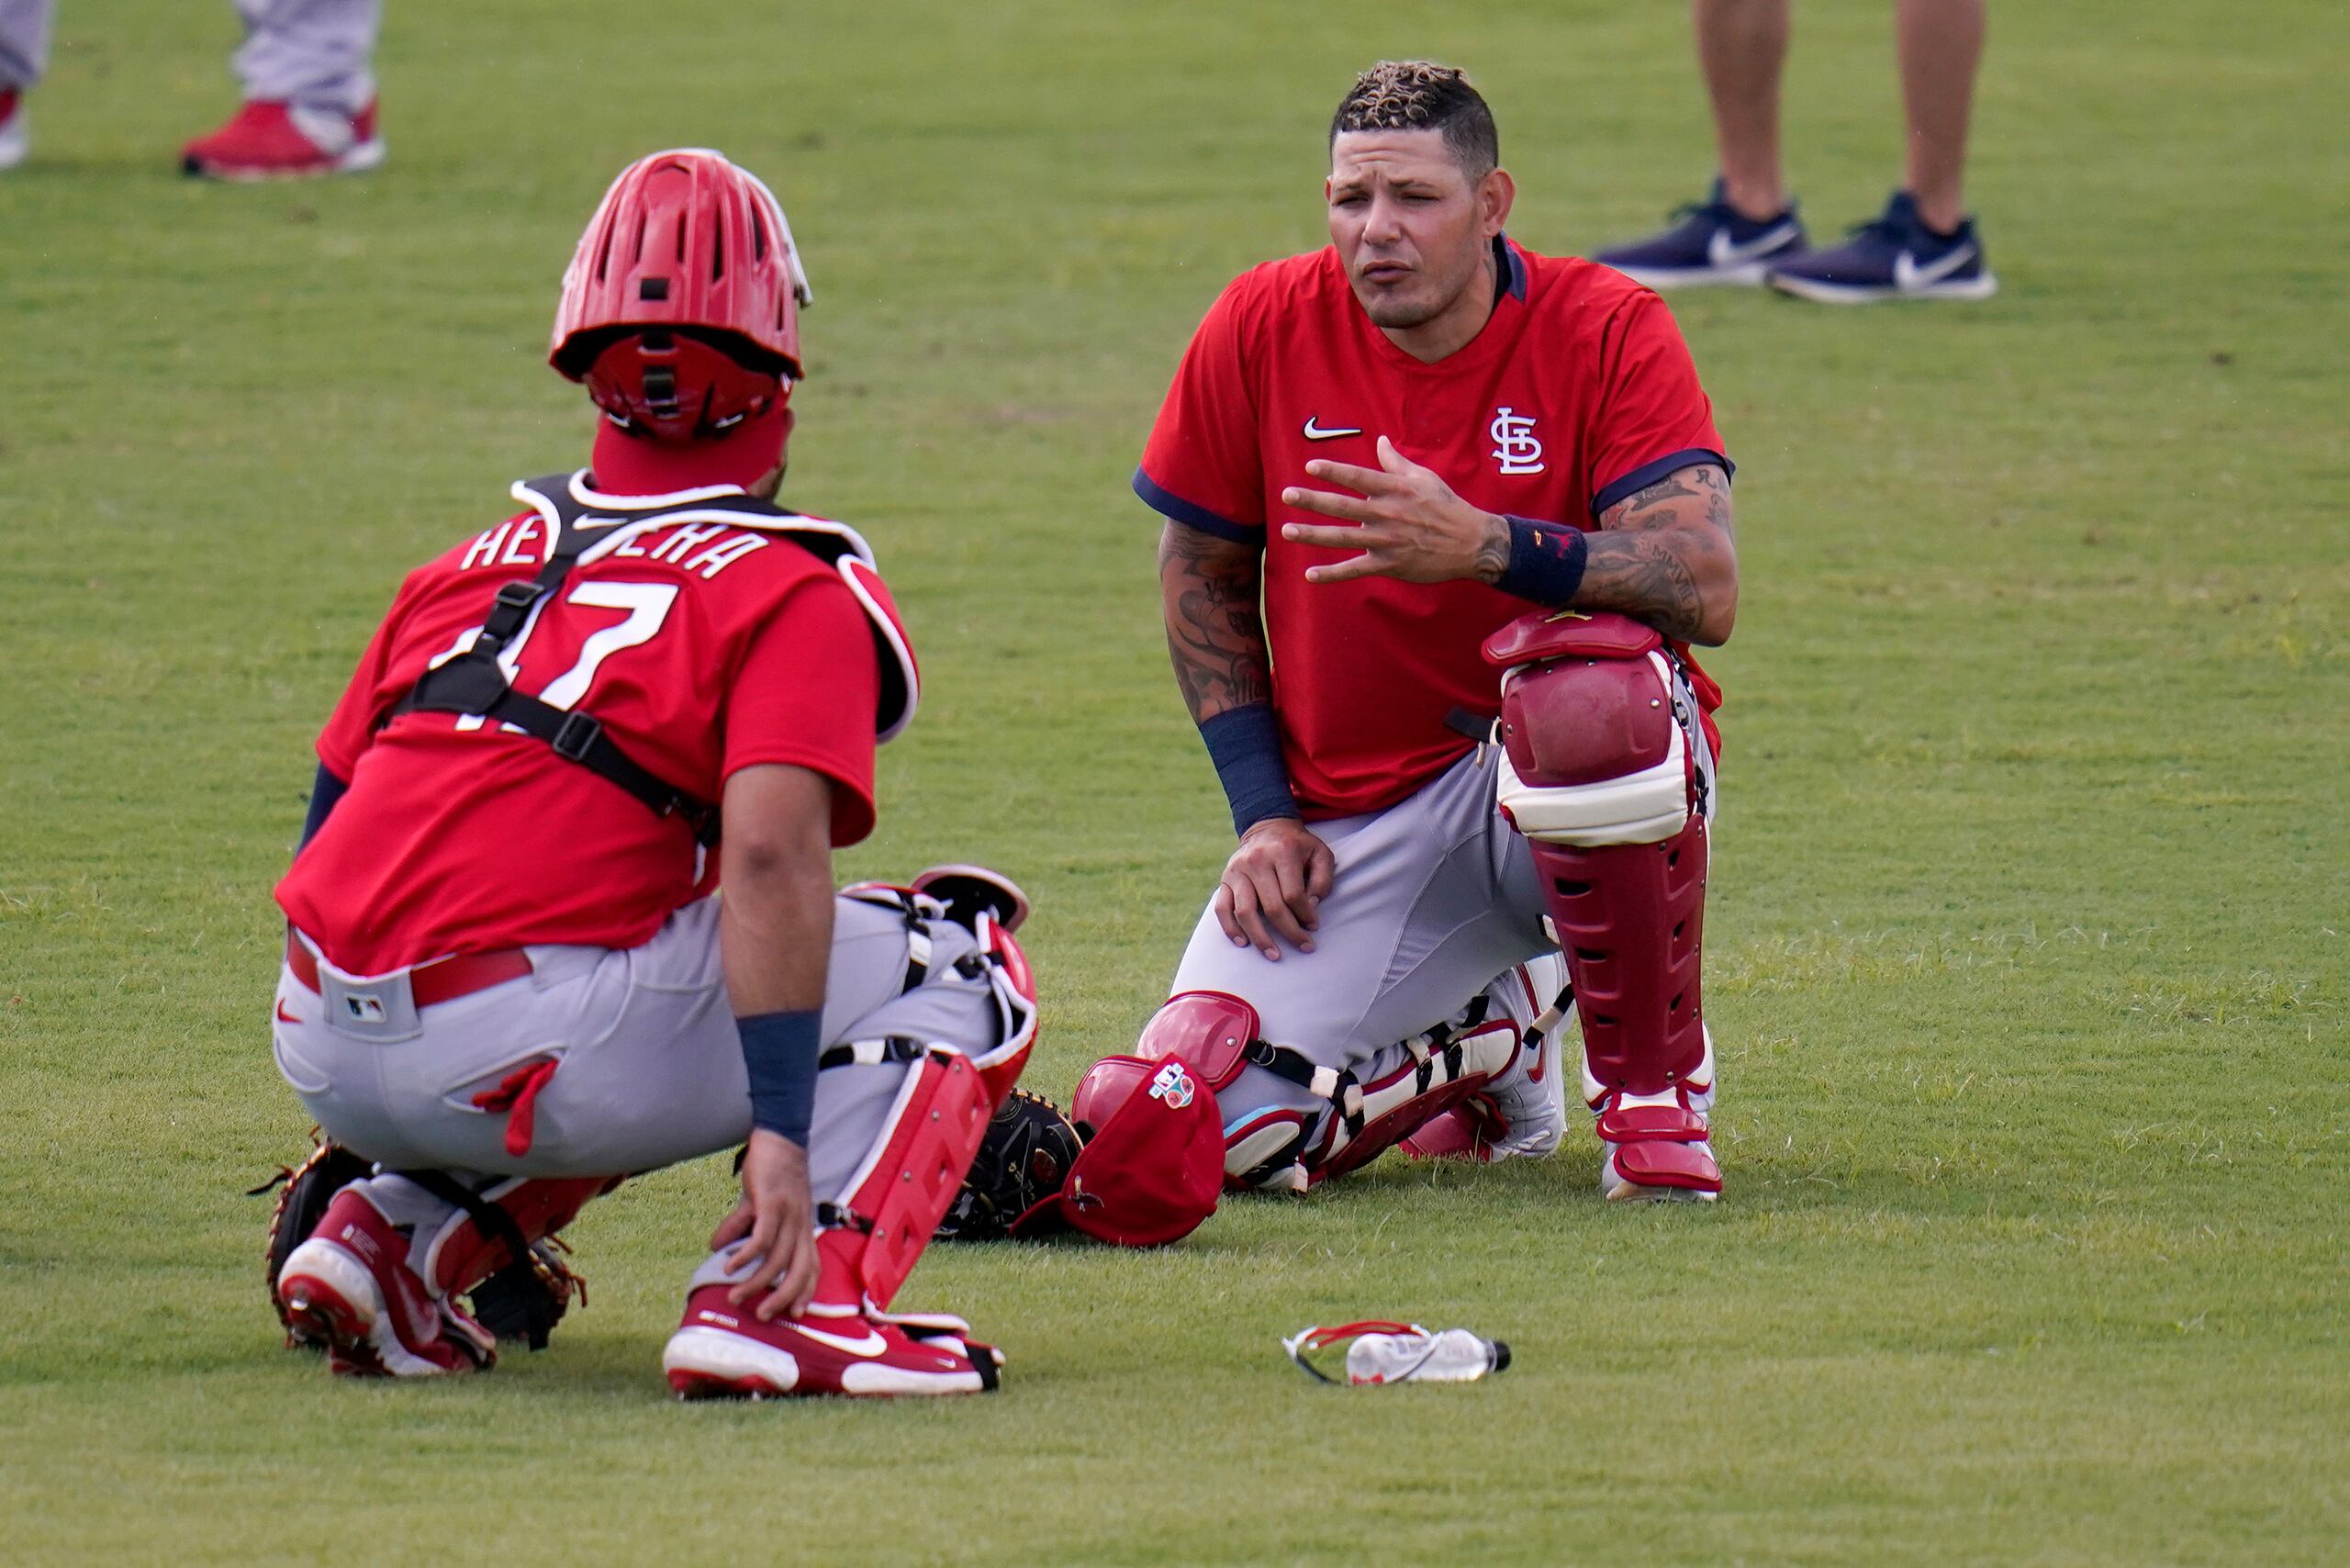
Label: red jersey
xmin=1136 ymin=238 xmax=1728 ymax=818
xmin=277 ymin=479 xmax=899 ymax=975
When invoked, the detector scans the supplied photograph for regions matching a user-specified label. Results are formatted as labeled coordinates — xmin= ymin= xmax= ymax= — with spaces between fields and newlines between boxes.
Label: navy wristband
xmin=1495 ymin=516 xmax=1590 ymax=609
xmin=737 ymin=1009 xmax=822 ymax=1147
xmin=297 ymin=763 xmax=349 ymax=850
xmin=1198 ymin=702 xmax=1300 ymax=837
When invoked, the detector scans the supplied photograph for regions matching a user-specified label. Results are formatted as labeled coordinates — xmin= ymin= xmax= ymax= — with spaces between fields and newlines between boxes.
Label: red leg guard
xmin=1530 ymin=815 xmax=1709 ymax=1098
xmin=819 ymin=1050 xmax=992 ymax=1311
xmin=1487 ymin=610 xmax=1723 ymax=1199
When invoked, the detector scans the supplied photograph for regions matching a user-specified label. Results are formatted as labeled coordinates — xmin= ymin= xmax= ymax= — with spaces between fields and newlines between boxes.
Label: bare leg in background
xmin=1897 ymin=0 xmax=1985 ymax=232
xmin=1695 ymin=0 xmax=1792 ymax=220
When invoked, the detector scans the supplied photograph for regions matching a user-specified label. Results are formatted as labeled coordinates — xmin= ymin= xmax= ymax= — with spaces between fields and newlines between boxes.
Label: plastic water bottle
xmin=1344 ymin=1327 xmax=1510 ymax=1385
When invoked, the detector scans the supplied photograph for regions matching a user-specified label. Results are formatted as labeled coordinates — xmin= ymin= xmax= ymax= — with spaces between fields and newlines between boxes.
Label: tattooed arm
xmin=1278 ymin=442 xmax=1739 ymax=645
xmin=1577 ymin=463 xmax=1739 ymax=645
xmin=1158 ymin=519 xmax=1337 ymax=960
xmin=1158 ymin=521 xmax=1272 ymax=722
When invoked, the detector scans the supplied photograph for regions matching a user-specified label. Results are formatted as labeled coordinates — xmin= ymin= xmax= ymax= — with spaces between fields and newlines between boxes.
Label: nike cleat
xmin=1594 ymin=179 xmax=1807 ymax=288
xmin=1765 ymin=190 xmax=1997 ymax=303
xmin=663 ymin=1285 xmax=1001 ymax=1399
xmin=181 ymin=97 xmax=384 ymax=181
xmin=276 ymin=1190 xmax=497 ymax=1377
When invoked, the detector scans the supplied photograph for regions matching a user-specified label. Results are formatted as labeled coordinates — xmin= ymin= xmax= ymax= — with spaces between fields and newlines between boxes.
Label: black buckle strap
xmin=1240 ymin=1036 xmax=1325 ymax=1092
xmin=550 ymin=710 xmax=602 ymax=762
xmin=1445 ymin=706 xmax=1498 ymax=745
xmin=815 ymin=1202 xmax=872 ymax=1234
xmin=816 ymin=1036 xmax=929 ymax=1071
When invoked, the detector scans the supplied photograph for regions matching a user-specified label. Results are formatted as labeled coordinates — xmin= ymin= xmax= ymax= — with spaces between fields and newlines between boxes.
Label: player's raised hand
xmin=1280 ymin=436 xmax=1509 ymax=585
xmin=712 ymin=1127 xmax=822 ymax=1320
xmin=1214 ymin=817 xmax=1337 ymax=961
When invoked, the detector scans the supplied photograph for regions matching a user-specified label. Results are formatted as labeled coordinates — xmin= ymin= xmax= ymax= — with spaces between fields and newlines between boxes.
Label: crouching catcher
xmin=265 ymin=150 xmax=1036 ymax=1397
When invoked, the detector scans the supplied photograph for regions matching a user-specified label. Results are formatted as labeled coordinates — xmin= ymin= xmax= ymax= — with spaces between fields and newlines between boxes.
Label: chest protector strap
xmin=394 ymin=470 xmax=918 ymax=842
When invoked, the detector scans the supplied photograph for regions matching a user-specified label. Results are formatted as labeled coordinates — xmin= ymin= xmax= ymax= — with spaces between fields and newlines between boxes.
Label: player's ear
xmin=1479 ymin=167 xmax=1516 ymax=238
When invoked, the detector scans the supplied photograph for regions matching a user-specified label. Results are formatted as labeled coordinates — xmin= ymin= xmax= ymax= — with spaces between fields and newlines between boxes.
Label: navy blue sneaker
xmin=1765 ymin=190 xmax=1997 ymax=303
xmin=1593 ymin=179 xmax=1807 ymax=288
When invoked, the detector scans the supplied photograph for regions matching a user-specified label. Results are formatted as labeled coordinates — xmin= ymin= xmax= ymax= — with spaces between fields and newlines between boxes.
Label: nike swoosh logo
xmin=275 ymin=1001 xmax=301 ymax=1024
xmin=1705 ymin=222 xmax=1799 ymax=268
xmin=1893 ymin=244 xmax=1975 ymax=290
xmin=1303 ymin=418 xmax=1361 ymax=441
xmin=791 ymin=1323 xmax=890 ymax=1357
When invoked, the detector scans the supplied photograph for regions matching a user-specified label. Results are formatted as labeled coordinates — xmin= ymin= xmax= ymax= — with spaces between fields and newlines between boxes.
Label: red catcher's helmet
xmin=549 ymin=149 xmax=814 ymax=442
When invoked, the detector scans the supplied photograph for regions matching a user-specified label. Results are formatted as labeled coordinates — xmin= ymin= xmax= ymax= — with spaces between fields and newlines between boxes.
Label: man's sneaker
xmin=0 ymin=90 xmax=27 ymax=171
xmin=276 ymin=1189 xmax=497 ymax=1377
xmin=664 ymin=1285 xmax=1002 ymax=1399
xmin=1765 ymin=190 xmax=1997 ymax=303
xmin=1401 ymin=956 xmax=1572 ymax=1163
xmin=181 ymin=98 xmax=384 ymax=181
xmin=1594 ymin=178 xmax=1807 ymax=288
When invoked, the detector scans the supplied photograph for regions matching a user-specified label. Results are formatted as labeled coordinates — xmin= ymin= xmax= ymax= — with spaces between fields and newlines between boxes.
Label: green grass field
xmin=3 ymin=2 xmax=2344 ymax=1562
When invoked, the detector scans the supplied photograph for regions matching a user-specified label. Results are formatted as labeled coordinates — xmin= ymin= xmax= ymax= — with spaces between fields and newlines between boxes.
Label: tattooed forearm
xmin=1579 ymin=532 xmax=1709 ymax=640
xmin=1579 ymin=463 xmax=1739 ymax=644
xmin=1159 ymin=522 xmax=1273 ymax=722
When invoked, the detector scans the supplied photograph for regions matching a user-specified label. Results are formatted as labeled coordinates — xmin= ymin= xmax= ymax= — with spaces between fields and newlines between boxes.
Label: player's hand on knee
xmin=713 ymin=1129 xmax=821 ymax=1320
xmin=1215 ymin=818 xmax=1336 ymax=961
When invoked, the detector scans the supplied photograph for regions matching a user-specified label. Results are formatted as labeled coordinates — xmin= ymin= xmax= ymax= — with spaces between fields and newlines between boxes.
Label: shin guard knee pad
xmin=1488 ymin=610 xmax=1711 ymax=1098
xmin=819 ymin=1048 xmax=992 ymax=1311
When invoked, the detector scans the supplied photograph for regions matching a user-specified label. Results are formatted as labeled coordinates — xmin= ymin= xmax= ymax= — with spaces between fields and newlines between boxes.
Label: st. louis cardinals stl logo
xmin=1147 ymin=1062 xmax=1197 ymax=1110
xmin=1489 ymin=407 xmax=1544 ymax=475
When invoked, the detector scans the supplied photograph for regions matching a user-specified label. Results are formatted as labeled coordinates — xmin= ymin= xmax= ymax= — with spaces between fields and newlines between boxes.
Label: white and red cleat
xmin=180 ymin=98 xmax=384 ymax=181
xmin=0 ymin=90 xmax=28 ymax=171
xmin=276 ymin=1189 xmax=496 ymax=1377
xmin=662 ymin=1285 xmax=1001 ymax=1399
xmin=1589 ymin=1026 xmax=1721 ymax=1202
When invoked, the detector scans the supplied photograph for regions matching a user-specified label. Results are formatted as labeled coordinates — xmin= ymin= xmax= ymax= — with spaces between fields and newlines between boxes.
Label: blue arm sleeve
xmin=1198 ymin=702 xmax=1301 ymax=837
xmin=297 ymin=763 xmax=350 ymax=850
xmin=738 ymin=1009 xmax=822 ymax=1148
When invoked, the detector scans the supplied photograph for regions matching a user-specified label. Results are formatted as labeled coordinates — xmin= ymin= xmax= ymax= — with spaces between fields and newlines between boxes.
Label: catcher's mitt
xmin=251 ymin=1134 xmax=586 ymax=1350
xmin=935 ymin=1089 xmax=1084 ymax=1241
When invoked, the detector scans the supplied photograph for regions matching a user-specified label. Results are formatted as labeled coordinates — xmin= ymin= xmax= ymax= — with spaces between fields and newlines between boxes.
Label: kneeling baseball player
xmin=266 ymin=149 xmax=1037 ymax=1396
xmin=1028 ymin=64 xmax=1739 ymax=1245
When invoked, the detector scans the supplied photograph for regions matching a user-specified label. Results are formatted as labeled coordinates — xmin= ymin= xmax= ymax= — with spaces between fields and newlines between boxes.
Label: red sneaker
xmin=662 ymin=1285 xmax=1001 ymax=1399
xmin=276 ymin=1189 xmax=496 ymax=1377
xmin=180 ymin=98 xmax=384 ymax=181
xmin=0 ymin=89 xmax=27 ymax=170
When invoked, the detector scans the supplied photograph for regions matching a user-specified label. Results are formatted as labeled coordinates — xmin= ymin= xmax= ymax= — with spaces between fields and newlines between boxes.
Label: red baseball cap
xmin=1012 ymin=1054 xmax=1224 ymax=1248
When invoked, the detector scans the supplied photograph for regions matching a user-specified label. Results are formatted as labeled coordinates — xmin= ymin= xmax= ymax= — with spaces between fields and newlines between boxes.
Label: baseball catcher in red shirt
xmin=1024 ymin=63 xmax=1740 ymax=1247
xmin=265 ymin=150 xmax=1038 ymax=1397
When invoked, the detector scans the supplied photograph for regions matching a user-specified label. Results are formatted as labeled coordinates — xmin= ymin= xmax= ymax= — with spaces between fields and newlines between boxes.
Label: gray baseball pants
xmin=271 ymin=894 xmax=1002 ymax=1260
xmin=1170 ymin=680 xmax=1718 ymax=1145
xmin=0 ymin=0 xmax=377 ymax=110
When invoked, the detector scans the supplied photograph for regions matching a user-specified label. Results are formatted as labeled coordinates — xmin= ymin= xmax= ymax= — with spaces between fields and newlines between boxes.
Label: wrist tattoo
xmin=1472 ymin=512 xmax=1510 ymax=584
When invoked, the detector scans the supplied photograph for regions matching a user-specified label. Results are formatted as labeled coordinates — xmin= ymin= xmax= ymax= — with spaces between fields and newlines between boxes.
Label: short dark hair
xmin=1328 ymin=61 xmax=1498 ymax=179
